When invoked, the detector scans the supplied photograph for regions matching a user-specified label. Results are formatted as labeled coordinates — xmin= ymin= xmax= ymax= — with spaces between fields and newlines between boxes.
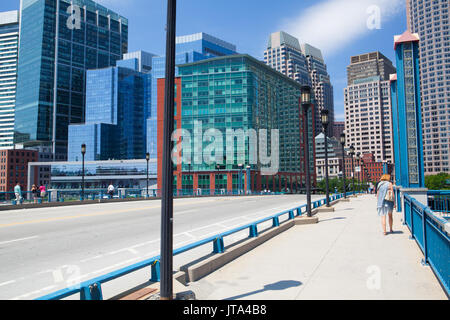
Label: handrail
xmin=36 ymin=191 xmax=359 ymax=300
xmin=403 ymin=192 xmax=449 ymax=296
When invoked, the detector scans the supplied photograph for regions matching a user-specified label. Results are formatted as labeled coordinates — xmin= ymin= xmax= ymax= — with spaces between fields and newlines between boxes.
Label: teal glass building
xmin=15 ymin=0 xmax=128 ymax=160
xmin=148 ymin=33 xmax=237 ymax=159
xmin=169 ymin=54 xmax=316 ymax=193
xmin=67 ymin=55 xmax=151 ymax=162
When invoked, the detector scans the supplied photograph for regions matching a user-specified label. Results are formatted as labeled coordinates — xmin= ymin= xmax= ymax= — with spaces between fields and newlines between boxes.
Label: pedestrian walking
xmin=39 ymin=184 xmax=46 ymax=198
xmin=107 ymin=183 xmax=115 ymax=199
xmin=376 ymin=174 xmax=396 ymax=236
xmin=31 ymin=184 xmax=39 ymax=204
xmin=14 ymin=182 xmax=22 ymax=204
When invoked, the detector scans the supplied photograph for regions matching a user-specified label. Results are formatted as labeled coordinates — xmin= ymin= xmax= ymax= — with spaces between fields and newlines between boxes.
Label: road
xmin=0 ymin=194 xmax=321 ymax=300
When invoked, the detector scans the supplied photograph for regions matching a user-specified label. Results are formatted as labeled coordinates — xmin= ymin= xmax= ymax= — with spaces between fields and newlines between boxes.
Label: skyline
xmin=1 ymin=0 xmax=408 ymax=121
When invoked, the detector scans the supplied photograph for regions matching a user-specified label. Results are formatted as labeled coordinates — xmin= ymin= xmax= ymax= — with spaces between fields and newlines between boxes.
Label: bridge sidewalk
xmin=187 ymin=195 xmax=447 ymax=300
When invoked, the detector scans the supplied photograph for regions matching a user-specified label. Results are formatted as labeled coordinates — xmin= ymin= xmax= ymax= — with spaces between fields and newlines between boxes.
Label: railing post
xmin=272 ymin=216 xmax=280 ymax=227
xmin=150 ymin=260 xmax=161 ymax=282
xmin=213 ymin=237 xmax=225 ymax=254
xmin=421 ymin=209 xmax=429 ymax=266
xmin=289 ymin=211 xmax=295 ymax=220
xmin=249 ymin=224 xmax=258 ymax=238
xmin=80 ymin=283 xmax=103 ymax=300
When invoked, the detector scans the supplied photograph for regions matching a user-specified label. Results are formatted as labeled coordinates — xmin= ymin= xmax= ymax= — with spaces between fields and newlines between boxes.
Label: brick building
xmin=0 ymin=149 xmax=38 ymax=193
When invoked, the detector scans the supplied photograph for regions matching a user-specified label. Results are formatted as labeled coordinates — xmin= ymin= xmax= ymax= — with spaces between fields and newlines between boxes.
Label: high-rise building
xmin=0 ymin=11 xmax=19 ymax=150
xmin=344 ymin=52 xmax=396 ymax=163
xmin=301 ymin=43 xmax=335 ymax=137
xmin=157 ymin=54 xmax=316 ymax=193
xmin=15 ymin=0 xmax=128 ymax=160
xmin=406 ymin=0 xmax=450 ymax=175
xmin=147 ymin=32 xmax=237 ymax=160
xmin=333 ymin=121 xmax=345 ymax=139
xmin=264 ymin=31 xmax=310 ymax=85
xmin=264 ymin=32 xmax=334 ymax=137
xmin=347 ymin=52 xmax=396 ymax=86
xmin=67 ymin=53 xmax=151 ymax=161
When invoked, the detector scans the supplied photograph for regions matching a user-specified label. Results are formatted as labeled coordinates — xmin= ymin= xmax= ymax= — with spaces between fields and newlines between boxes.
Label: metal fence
xmin=36 ymin=191 xmax=358 ymax=300
xmin=403 ymin=193 xmax=449 ymax=296
xmin=428 ymin=191 xmax=450 ymax=220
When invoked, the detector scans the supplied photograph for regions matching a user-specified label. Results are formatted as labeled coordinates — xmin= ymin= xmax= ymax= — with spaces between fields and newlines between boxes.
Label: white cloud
xmin=284 ymin=0 xmax=405 ymax=57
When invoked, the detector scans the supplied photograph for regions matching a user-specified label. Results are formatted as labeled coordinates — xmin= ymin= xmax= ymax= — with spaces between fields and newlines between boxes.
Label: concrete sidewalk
xmin=187 ymin=195 xmax=447 ymax=300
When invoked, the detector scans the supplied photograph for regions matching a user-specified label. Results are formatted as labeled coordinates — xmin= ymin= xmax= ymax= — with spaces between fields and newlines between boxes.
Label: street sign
xmin=355 ymin=166 xmax=361 ymax=173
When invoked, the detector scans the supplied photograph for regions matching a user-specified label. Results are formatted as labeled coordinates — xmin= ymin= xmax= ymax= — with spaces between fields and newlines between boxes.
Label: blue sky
xmin=1 ymin=0 xmax=408 ymax=120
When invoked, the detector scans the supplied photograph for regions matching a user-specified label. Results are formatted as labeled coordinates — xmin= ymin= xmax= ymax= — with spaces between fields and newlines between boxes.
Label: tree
xmin=425 ymin=173 xmax=450 ymax=190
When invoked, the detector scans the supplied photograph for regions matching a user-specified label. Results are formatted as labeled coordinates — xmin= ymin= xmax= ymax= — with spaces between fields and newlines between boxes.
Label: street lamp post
xmin=238 ymin=164 xmax=243 ymax=195
xmin=349 ymin=145 xmax=355 ymax=195
xmin=356 ymin=152 xmax=361 ymax=189
xmin=301 ymin=86 xmax=312 ymax=217
xmin=340 ymin=133 xmax=347 ymax=199
xmin=146 ymin=153 xmax=150 ymax=198
xmin=81 ymin=144 xmax=86 ymax=201
xmin=321 ymin=109 xmax=330 ymax=207
xmin=160 ymin=0 xmax=177 ymax=301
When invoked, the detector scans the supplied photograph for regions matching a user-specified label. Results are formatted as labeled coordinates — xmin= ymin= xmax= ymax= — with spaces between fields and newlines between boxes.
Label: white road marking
xmin=0 ymin=280 xmax=15 ymax=287
xmin=10 ymin=285 xmax=57 ymax=300
xmin=0 ymin=236 xmax=38 ymax=246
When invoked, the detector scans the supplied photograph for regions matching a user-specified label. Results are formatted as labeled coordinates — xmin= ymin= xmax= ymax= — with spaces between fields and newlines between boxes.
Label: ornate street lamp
xmin=146 ymin=153 xmax=150 ymax=198
xmin=321 ymin=109 xmax=330 ymax=207
xmin=340 ymin=133 xmax=347 ymax=199
xmin=81 ymin=144 xmax=86 ymax=201
xmin=301 ymin=85 xmax=312 ymax=217
xmin=160 ymin=0 xmax=177 ymax=300
xmin=349 ymin=145 xmax=355 ymax=195
xmin=238 ymin=164 xmax=244 ymax=195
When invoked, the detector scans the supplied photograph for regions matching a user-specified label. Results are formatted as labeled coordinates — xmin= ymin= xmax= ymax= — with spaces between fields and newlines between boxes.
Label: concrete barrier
xmin=181 ymin=220 xmax=296 ymax=283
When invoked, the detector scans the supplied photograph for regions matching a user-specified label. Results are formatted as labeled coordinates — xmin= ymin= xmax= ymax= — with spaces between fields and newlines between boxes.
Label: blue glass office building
xmin=15 ymin=0 xmax=128 ymax=160
xmin=147 ymin=32 xmax=237 ymax=159
xmin=67 ymin=55 xmax=151 ymax=162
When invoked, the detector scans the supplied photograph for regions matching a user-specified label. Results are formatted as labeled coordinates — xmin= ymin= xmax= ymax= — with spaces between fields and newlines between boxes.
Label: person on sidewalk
xmin=107 ymin=183 xmax=115 ymax=199
xmin=14 ymin=182 xmax=22 ymax=204
xmin=376 ymin=174 xmax=396 ymax=235
xmin=39 ymin=184 xmax=46 ymax=199
xmin=31 ymin=184 xmax=39 ymax=204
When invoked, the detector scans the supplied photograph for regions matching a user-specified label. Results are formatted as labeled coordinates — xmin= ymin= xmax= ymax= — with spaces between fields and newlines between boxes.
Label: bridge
xmin=0 ymin=190 xmax=447 ymax=300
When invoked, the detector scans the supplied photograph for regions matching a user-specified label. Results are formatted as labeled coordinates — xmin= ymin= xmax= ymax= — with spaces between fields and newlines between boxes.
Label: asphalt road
xmin=0 ymin=194 xmax=322 ymax=300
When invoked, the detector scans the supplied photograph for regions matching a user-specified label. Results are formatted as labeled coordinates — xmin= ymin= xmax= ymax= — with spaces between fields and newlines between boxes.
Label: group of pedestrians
xmin=13 ymin=183 xmax=46 ymax=204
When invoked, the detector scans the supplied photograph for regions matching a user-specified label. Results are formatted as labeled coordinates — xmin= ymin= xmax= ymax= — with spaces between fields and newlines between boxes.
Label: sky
xmin=1 ymin=0 xmax=408 ymax=121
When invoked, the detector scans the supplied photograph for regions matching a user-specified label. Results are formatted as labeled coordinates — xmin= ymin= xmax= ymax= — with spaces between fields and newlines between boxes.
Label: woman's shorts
xmin=378 ymin=201 xmax=394 ymax=216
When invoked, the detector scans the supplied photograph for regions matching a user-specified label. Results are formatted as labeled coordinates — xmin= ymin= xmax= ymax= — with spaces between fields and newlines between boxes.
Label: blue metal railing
xmin=403 ymin=193 xmax=449 ymax=296
xmin=428 ymin=191 xmax=450 ymax=219
xmin=36 ymin=191 xmax=359 ymax=300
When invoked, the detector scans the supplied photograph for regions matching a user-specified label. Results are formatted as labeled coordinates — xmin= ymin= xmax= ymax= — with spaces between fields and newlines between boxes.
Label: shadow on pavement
xmin=224 ymin=280 xmax=302 ymax=300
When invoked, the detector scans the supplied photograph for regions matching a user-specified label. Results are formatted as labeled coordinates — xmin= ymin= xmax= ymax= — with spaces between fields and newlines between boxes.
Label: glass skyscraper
xmin=15 ymin=0 xmax=128 ymax=160
xmin=157 ymin=54 xmax=316 ymax=193
xmin=0 ymin=11 xmax=19 ymax=149
xmin=147 ymin=32 xmax=237 ymax=159
xmin=67 ymin=54 xmax=151 ymax=162
xmin=301 ymin=43 xmax=335 ymax=137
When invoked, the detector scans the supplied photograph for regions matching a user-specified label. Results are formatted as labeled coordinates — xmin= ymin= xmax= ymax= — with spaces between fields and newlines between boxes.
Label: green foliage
xmin=425 ymin=173 xmax=450 ymax=190
xmin=316 ymin=177 xmax=370 ymax=194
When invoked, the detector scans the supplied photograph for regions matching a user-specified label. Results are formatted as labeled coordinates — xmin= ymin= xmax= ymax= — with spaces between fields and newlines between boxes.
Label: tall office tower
xmin=264 ymin=31 xmax=310 ymax=85
xmin=0 ymin=11 xmax=19 ymax=150
xmin=147 ymin=32 xmax=237 ymax=159
xmin=344 ymin=52 xmax=396 ymax=162
xmin=301 ymin=43 xmax=335 ymax=137
xmin=15 ymin=0 xmax=128 ymax=160
xmin=406 ymin=0 xmax=450 ymax=175
xmin=67 ymin=53 xmax=151 ymax=162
